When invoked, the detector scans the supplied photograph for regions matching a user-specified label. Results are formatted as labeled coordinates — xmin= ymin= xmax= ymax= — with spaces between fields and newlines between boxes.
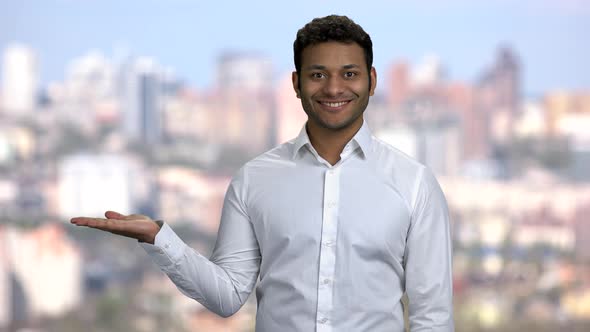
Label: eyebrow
xmin=304 ymin=64 xmax=361 ymax=70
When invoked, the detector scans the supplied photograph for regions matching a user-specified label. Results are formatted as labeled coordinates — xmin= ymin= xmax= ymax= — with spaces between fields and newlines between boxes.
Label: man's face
xmin=293 ymin=41 xmax=376 ymax=132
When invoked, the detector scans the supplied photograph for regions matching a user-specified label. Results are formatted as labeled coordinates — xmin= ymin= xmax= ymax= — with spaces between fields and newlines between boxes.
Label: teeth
xmin=322 ymin=101 xmax=348 ymax=107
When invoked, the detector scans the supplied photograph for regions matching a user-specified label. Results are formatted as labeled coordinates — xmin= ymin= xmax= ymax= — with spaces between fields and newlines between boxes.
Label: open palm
xmin=70 ymin=210 xmax=160 ymax=244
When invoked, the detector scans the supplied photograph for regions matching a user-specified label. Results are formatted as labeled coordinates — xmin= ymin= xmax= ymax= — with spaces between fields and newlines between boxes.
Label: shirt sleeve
xmin=140 ymin=168 xmax=261 ymax=317
xmin=404 ymin=166 xmax=454 ymax=331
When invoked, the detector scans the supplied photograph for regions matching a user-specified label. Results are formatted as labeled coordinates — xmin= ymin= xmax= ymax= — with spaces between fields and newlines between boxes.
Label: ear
xmin=292 ymin=71 xmax=301 ymax=99
xmin=369 ymin=67 xmax=377 ymax=96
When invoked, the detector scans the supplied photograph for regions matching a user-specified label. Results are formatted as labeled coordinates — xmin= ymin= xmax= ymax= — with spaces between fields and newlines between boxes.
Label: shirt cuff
xmin=139 ymin=223 xmax=186 ymax=266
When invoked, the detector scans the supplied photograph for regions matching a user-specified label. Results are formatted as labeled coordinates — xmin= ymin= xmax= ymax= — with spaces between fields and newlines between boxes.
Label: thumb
xmin=105 ymin=210 xmax=126 ymax=219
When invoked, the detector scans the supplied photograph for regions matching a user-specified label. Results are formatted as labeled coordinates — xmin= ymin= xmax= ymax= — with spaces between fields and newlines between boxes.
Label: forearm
xmin=141 ymin=223 xmax=259 ymax=317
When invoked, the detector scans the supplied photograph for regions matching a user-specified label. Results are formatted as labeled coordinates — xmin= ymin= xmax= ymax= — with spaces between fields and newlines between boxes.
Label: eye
xmin=344 ymin=71 xmax=357 ymax=78
xmin=311 ymin=72 xmax=325 ymax=79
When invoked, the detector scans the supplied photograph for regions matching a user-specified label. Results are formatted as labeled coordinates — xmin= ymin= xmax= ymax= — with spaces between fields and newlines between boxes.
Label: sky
xmin=1 ymin=0 xmax=589 ymax=97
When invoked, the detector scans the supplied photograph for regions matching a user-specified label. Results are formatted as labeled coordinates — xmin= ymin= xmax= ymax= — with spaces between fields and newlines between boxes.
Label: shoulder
xmin=370 ymin=135 xmax=427 ymax=181
xmin=369 ymin=135 xmax=444 ymax=211
xmin=232 ymin=140 xmax=296 ymax=184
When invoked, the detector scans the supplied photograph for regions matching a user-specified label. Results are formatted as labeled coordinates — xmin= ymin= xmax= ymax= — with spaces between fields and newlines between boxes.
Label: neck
xmin=306 ymin=119 xmax=363 ymax=166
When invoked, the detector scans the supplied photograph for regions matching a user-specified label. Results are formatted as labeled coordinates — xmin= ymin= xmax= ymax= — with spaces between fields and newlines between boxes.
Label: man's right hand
xmin=70 ymin=211 xmax=161 ymax=244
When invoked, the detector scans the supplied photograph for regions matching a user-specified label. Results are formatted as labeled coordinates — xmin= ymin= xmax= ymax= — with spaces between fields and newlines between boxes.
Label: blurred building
xmin=59 ymin=51 xmax=118 ymax=128
xmin=0 ymin=44 xmax=38 ymax=115
xmin=414 ymin=116 xmax=461 ymax=176
xmin=163 ymin=91 xmax=214 ymax=143
xmin=158 ymin=166 xmax=230 ymax=234
xmin=544 ymin=91 xmax=590 ymax=181
xmin=57 ymin=153 xmax=151 ymax=219
xmin=386 ymin=61 xmax=410 ymax=109
xmin=374 ymin=117 xmax=462 ymax=177
xmin=214 ymin=52 xmax=276 ymax=153
xmin=411 ymin=54 xmax=445 ymax=87
xmin=514 ymin=101 xmax=547 ymax=138
xmin=384 ymin=57 xmax=480 ymax=165
xmin=562 ymin=288 xmax=590 ymax=320
xmin=514 ymin=207 xmax=575 ymax=252
xmin=217 ymin=52 xmax=273 ymax=93
xmin=476 ymin=46 xmax=521 ymax=146
xmin=275 ymin=72 xmax=307 ymax=144
xmin=0 ymin=123 xmax=36 ymax=167
xmin=439 ymin=174 xmax=590 ymax=221
xmin=138 ymin=273 xmax=254 ymax=332
xmin=0 ymin=223 xmax=82 ymax=328
xmin=0 ymin=179 xmax=18 ymax=223
xmin=574 ymin=204 xmax=590 ymax=262
xmin=544 ymin=91 xmax=590 ymax=135
xmin=374 ymin=124 xmax=417 ymax=158
xmin=445 ymin=83 xmax=481 ymax=160
xmin=0 ymin=226 xmax=9 ymax=327
xmin=119 ymin=57 xmax=179 ymax=145
xmin=157 ymin=89 xmax=224 ymax=168
xmin=364 ymin=93 xmax=395 ymax=134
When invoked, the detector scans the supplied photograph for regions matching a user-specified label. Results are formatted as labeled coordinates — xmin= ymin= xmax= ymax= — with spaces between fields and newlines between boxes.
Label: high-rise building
xmin=476 ymin=46 xmax=521 ymax=145
xmin=1 ymin=44 xmax=38 ymax=114
xmin=214 ymin=53 xmax=276 ymax=153
xmin=119 ymin=57 xmax=177 ymax=145
xmin=491 ymin=47 xmax=520 ymax=114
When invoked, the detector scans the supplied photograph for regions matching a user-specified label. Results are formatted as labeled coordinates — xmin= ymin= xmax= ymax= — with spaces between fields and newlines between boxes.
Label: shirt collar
xmin=291 ymin=120 xmax=373 ymax=160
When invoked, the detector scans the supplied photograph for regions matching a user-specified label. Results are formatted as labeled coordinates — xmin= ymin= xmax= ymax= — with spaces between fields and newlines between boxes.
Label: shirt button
xmin=164 ymin=243 xmax=170 ymax=249
xmin=324 ymin=240 xmax=333 ymax=247
xmin=318 ymin=318 xmax=328 ymax=324
xmin=322 ymin=278 xmax=331 ymax=285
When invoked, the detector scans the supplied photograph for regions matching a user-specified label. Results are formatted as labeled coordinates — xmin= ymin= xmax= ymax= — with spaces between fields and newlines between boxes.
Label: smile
xmin=319 ymin=100 xmax=350 ymax=108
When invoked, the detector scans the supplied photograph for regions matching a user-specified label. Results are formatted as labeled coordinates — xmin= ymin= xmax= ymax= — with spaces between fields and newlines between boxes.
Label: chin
xmin=320 ymin=119 xmax=355 ymax=131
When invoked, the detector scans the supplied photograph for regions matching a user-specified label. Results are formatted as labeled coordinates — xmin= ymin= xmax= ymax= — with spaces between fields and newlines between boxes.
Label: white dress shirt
xmin=141 ymin=120 xmax=454 ymax=331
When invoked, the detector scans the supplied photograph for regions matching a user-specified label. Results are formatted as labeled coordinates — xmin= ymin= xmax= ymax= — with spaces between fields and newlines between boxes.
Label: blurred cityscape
xmin=0 ymin=40 xmax=589 ymax=332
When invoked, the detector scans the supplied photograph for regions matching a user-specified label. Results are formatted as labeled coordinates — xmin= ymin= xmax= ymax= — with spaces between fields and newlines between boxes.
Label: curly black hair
xmin=293 ymin=15 xmax=373 ymax=76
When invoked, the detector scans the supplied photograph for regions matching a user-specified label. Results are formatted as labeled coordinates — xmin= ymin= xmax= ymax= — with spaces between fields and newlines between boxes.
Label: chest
xmin=248 ymin=166 xmax=412 ymax=262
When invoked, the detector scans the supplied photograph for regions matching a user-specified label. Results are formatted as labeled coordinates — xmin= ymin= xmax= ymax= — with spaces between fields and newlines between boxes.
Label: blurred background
xmin=1 ymin=0 xmax=589 ymax=331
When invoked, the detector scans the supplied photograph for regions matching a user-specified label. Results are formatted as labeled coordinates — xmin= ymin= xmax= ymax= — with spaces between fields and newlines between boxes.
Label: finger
xmin=126 ymin=213 xmax=150 ymax=221
xmin=71 ymin=217 xmax=118 ymax=232
xmin=71 ymin=217 xmax=155 ymax=242
xmin=105 ymin=211 xmax=126 ymax=219
xmin=70 ymin=217 xmax=91 ymax=225
xmin=71 ymin=217 xmax=103 ymax=227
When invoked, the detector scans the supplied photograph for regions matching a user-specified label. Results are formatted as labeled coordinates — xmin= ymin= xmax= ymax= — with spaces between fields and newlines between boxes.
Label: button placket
xmin=316 ymin=167 xmax=340 ymax=331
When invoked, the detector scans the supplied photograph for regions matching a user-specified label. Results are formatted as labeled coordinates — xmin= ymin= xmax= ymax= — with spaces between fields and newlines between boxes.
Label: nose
xmin=323 ymin=76 xmax=345 ymax=96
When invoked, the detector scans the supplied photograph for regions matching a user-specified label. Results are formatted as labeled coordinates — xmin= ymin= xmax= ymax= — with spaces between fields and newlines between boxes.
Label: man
xmin=72 ymin=15 xmax=454 ymax=331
